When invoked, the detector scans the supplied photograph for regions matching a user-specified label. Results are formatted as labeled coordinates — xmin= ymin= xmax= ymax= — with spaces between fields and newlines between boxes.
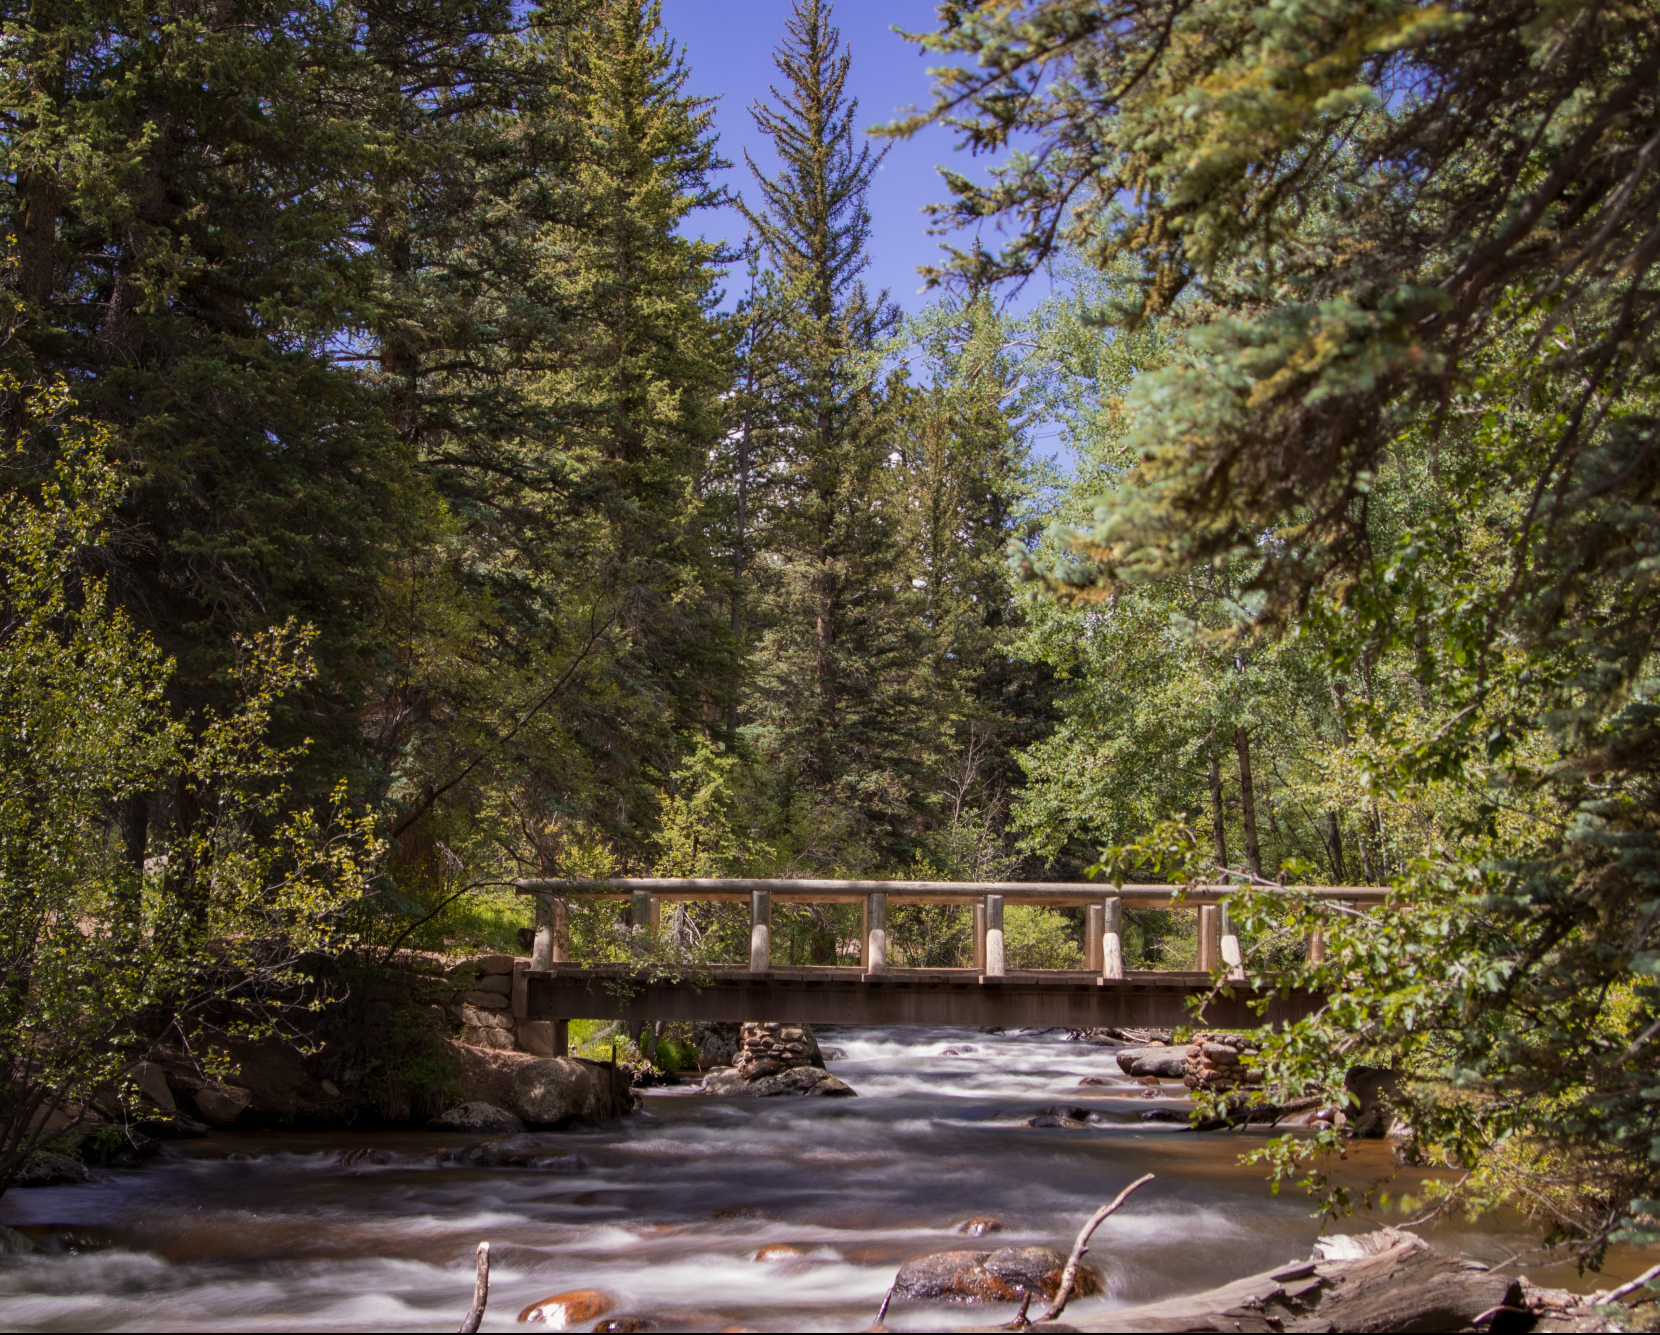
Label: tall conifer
xmin=739 ymin=0 xmax=918 ymax=854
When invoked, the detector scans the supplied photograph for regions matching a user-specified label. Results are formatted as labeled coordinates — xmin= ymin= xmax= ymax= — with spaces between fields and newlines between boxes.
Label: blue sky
xmin=662 ymin=0 xmax=1054 ymax=317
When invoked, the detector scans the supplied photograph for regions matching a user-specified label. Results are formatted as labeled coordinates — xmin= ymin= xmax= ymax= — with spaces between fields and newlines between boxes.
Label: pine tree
xmin=738 ymin=0 xmax=919 ymax=857
xmin=376 ymin=0 xmax=737 ymax=878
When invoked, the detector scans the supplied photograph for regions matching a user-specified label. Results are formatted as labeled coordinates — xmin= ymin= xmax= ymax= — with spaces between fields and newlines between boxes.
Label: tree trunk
xmin=1234 ymin=726 xmax=1261 ymax=878
xmin=1207 ymin=754 xmax=1228 ymax=870
xmin=1326 ymin=809 xmax=1347 ymax=883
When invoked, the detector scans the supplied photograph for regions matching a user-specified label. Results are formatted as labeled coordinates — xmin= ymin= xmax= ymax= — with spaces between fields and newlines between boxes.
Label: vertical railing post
xmin=552 ymin=897 xmax=569 ymax=963
xmin=1198 ymin=903 xmax=1220 ymax=973
xmin=1102 ymin=895 xmax=1124 ymax=981
xmin=983 ymin=894 xmax=1005 ymax=977
xmin=865 ymin=892 xmax=888 ymax=975
xmin=631 ymin=888 xmax=652 ymax=936
xmin=860 ymin=896 xmax=870 ymax=969
xmin=1085 ymin=902 xmax=1104 ymax=973
xmin=1308 ymin=924 xmax=1326 ymax=963
xmin=532 ymin=892 xmax=555 ymax=970
xmin=973 ymin=902 xmax=987 ymax=972
xmin=1219 ymin=899 xmax=1245 ymax=980
xmin=749 ymin=889 xmax=772 ymax=973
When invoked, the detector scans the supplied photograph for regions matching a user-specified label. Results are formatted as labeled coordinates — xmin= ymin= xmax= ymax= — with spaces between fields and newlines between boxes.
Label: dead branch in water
xmin=1036 ymin=1173 xmax=1155 ymax=1324
xmin=458 ymin=1241 xmax=489 ymax=1334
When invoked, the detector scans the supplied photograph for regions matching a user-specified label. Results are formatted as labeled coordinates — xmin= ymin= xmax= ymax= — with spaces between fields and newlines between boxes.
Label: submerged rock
xmin=427 ymin=1101 xmax=524 ymax=1134
xmin=701 ymin=1066 xmax=856 ymax=1098
xmin=956 ymin=1216 xmax=1005 ymax=1237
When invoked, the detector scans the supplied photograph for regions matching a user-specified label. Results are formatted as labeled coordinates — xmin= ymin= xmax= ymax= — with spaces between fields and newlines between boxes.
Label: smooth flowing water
xmin=0 ymin=1027 xmax=1619 ymax=1331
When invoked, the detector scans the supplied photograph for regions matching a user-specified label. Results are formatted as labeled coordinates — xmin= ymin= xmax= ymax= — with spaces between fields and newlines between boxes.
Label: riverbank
xmin=1 ymin=1026 xmax=1652 ymax=1331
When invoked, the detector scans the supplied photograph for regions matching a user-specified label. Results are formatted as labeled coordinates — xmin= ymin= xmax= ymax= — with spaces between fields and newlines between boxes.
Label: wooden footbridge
xmin=507 ymin=879 xmax=1384 ymax=1056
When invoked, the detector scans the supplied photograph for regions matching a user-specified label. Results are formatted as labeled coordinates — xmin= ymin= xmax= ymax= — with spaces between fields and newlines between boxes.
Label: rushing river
xmin=0 ymin=1026 xmax=1629 ymax=1331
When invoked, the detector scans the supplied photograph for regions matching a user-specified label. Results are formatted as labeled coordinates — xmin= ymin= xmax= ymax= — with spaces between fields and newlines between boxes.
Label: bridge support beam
xmin=525 ymin=968 xmax=1319 ymax=1030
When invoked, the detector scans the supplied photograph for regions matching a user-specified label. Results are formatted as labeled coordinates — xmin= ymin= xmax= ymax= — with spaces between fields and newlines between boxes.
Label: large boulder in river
xmin=893 ymin=1246 xmax=1098 ymax=1304
xmin=446 ymin=1042 xmax=633 ymax=1126
xmin=701 ymin=1066 xmax=855 ymax=1098
xmin=511 ymin=1056 xmax=635 ymax=1126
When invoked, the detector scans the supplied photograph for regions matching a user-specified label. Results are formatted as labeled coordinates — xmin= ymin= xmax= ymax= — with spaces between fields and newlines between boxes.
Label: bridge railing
xmin=513 ymin=877 xmax=1386 ymax=982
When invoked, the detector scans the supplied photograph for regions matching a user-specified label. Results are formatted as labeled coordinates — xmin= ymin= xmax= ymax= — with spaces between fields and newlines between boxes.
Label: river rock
xmin=701 ymin=1066 xmax=856 ymax=1098
xmin=445 ymin=1042 xmax=632 ymax=1125
xmin=986 ymin=1245 xmax=1100 ymax=1298
xmin=1119 ymin=1048 xmax=1188 ymax=1079
xmin=130 ymin=1061 xmax=176 ymax=1113
xmin=511 ymin=1055 xmax=635 ymax=1125
xmin=754 ymin=1243 xmax=804 ymax=1261
xmin=14 ymin=1151 xmax=97 ymax=1187
xmin=1078 ymin=1075 xmax=1112 ymax=1086
xmin=893 ymin=1250 xmax=1020 ymax=1303
xmin=428 ymin=1101 xmax=525 ymax=1133
xmin=519 ymin=1288 xmax=613 ymax=1325
xmin=732 ymin=1021 xmax=823 ymax=1079
xmin=194 ymin=1082 xmax=252 ymax=1127
xmin=1026 ymin=1114 xmax=1089 ymax=1129
xmin=956 ymin=1216 xmax=1005 ymax=1237
xmin=892 ymin=1246 xmax=1097 ymax=1304
xmin=692 ymin=1022 xmax=740 ymax=1068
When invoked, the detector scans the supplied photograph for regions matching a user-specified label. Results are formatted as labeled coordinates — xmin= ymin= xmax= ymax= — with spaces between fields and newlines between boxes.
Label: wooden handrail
xmin=511 ymin=876 xmax=1388 ymax=906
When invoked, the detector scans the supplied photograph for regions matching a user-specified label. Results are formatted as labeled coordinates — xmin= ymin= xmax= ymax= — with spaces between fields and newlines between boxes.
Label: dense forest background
xmin=6 ymin=0 xmax=1660 ymax=1270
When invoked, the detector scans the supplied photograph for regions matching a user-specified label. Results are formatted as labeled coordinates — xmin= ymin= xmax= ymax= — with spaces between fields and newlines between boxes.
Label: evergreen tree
xmin=377 ymin=0 xmax=736 ymax=884
xmin=898 ymin=0 xmax=1660 ymax=1252
xmin=738 ymin=0 xmax=919 ymax=858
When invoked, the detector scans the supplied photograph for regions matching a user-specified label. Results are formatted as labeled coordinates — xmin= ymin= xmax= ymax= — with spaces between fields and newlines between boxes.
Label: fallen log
xmin=1039 ymin=1228 xmax=1613 ymax=1333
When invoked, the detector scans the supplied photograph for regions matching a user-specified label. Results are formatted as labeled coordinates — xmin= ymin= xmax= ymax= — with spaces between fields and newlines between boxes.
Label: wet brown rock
xmin=753 ymin=1243 xmax=804 ymax=1261
xmin=956 ymin=1216 xmax=1005 ymax=1238
xmin=985 ymin=1245 xmax=1099 ymax=1299
xmin=593 ymin=1321 xmax=651 ymax=1334
xmin=892 ymin=1250 xmax=1019 ymax=1303
xmin=518 ymin=1288 xmax=613 ymax=1325
xmin=1078 ymin=1075 xmax=1112 ymax=1086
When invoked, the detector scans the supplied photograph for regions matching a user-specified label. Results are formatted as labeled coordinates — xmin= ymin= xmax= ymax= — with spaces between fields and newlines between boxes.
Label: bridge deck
xmin=523 ymin=965 xmax=1315 ymax=1029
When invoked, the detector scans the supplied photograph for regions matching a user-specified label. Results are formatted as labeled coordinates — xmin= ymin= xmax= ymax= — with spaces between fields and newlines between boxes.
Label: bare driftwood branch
xmin=1037 ymin=1172 xmax=1156 ymax=1323
xmin=866 ymin=1280 xmax=894 ymax=1332
xmin=458 ymin=1240 xmax=489 ymax=1334
xmin=1597 ymin=1260 xmax=1660 ymax=1305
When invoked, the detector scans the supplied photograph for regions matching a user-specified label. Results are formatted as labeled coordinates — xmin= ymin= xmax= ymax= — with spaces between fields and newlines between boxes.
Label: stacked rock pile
xmin=1183 ymin=1031 xmax=1266 ymax=1093
xmin=732 ymin=1021 xmax=821 ymax=1079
